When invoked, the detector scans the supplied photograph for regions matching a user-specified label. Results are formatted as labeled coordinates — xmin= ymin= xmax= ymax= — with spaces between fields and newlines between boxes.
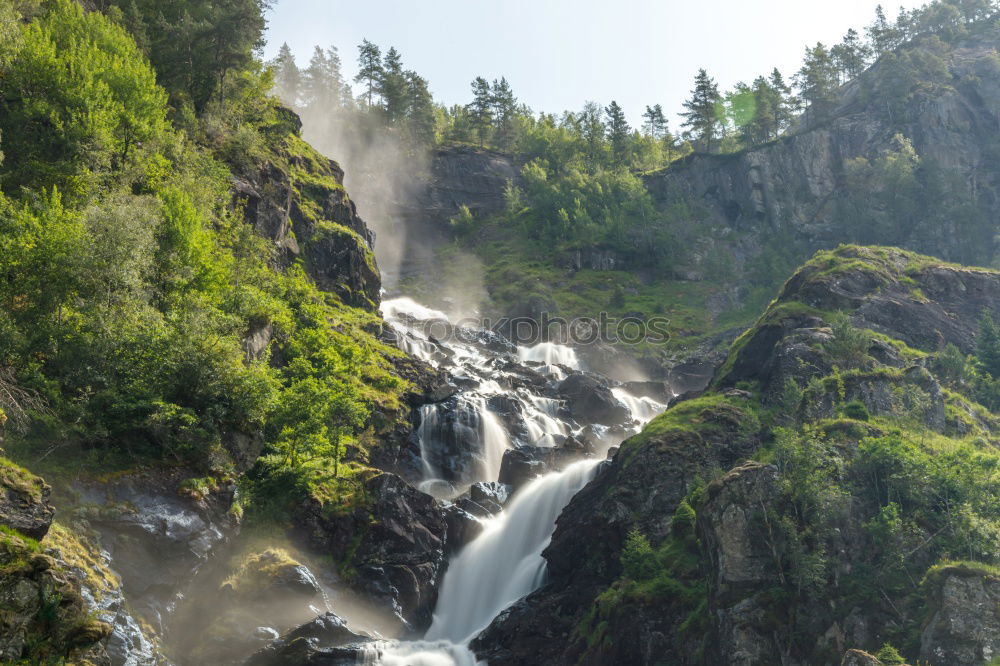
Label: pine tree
xmin=867 ymin=5 xmax=899 ymax=57
xmin=381 ymin=47 xmax=408 ymax=123
xmin=831 ymin=28 xmax=871 ymax=82
xmin=795 ymin=43 xmax=839 ymax=120
xmin=468 ymin=76 xmax=493 ymax=147
xmin=769 ymin=68 xmax=797 ymax=131
xmin=605 ymin=100 xmax=630 ymax=164
xmin=490 ymin=77 xmax=518 ymax=149
xmin=642 ymin=104 xmax=667 ymax=139
xmin=405 ymin=70 xmax=436 ymax=145
xmin=355 ymin=39 xmax=382 ymax=107
xmin=681 ymin=69 xmax=723 ymax=151
xmin=271 ymin=42 xmax=300 ymax=105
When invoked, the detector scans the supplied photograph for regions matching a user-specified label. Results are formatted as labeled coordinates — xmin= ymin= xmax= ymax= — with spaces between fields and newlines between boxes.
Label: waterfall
xmin=425 ymin=459 xmax=600 ymax=645
xmin=517 ymin=342 xmax=580 ymax=369
xmin=361 ymin=297 xmax=668 ymax=665
xmin=611 ymin=388 xmax=667 ymax=425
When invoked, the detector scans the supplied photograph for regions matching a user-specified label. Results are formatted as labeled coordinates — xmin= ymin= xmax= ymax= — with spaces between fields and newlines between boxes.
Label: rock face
xmin=698 ymin=463 xmax=785 ymax=666
xmin=644 ymin=29 xmax=1000 ymax=272
xmin=473 ymin=392 xmax=761 ymax=665
xmin=0 ymin=460 xmax=54 ymax=540
xmin=231 ymin=106 xmax=381 ymax=309
xmin=920 ymin=565 xmax=1000 ymax=666
xmin=70 ymin=469 xmax=237 ymax=639
xmin=716 ymin=246 xmax=1000 ymax=397
xmin=293 ymin=473 xmax=447 ymax=631
xmin=557 ymin=374 xmax=630 ymax=426
xmin=411 ymin=146 xmax=518 ymax=222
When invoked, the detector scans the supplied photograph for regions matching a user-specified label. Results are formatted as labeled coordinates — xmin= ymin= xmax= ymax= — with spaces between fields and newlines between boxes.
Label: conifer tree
xmin=795 ymin=43 xmax=839 ymax=120
xmin=468 ymin=76 xmax=493 ymax=147
xmin=642 ymin=104 xmax=667 ymax=139
xmin=681 ymin=69 xmax=723 ymax=151
xmin=355 ymin=39 xmax=382 ymax=107
xmin=490 ymin=77 xmax=518 ymax=149
xmin=271 ymin=42 xmax=300 ymax=105
xmin=605 ymin=100 xmax=630 ymax=164
xmin=381 ymin=47 xmax=408 ymax=123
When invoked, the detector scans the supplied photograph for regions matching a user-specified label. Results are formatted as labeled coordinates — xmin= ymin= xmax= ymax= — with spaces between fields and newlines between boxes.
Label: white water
xmin=517 ymin=341 xmax=581 ymax=369
xmin=362 ymin=298 xmax=668 ymax=665
xmin=612 ymin=388 xmax=668 ymax=425
xmin=426 ymin=459 xmax=600 ymax=644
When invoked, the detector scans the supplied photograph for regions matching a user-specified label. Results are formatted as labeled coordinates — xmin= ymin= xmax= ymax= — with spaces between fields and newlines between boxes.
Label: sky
xmin=264 ymin=0 xmax=925 ymax=126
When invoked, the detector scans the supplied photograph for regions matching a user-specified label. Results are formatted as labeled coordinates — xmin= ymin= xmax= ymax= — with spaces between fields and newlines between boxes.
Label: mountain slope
xmin=474 ymin=245 xmax=1000 ymax=665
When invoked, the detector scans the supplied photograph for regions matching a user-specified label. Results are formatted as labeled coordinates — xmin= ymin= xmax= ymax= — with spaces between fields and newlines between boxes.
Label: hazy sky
xmin=265 ymin=0 xmax=924 ymax=126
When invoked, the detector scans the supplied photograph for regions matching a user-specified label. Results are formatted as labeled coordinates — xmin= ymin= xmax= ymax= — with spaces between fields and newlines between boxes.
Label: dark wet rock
xmin=442 ymin=503 xmax=484 ymax=555
xmin=920 ymin=564 xmax=1000 ymax=666
xmin=0 ymin=461 xmax=54 ymax=540
xmin=498 ymin=440 xmax=596 ymax=492
xmin=474 ymin=393 xmax=760 ymax=665
xmin=245 ymin=612 xmax=371 ymax=666
xmin=70 ymin=469 xmax=236 ymax=634
xmin=470 ymin=481 xmax=511 ymax=508
xmin=557 ymin=374 xmax=629 ymax=426
xmin=293 ymin=473 xmax=447 ymax=631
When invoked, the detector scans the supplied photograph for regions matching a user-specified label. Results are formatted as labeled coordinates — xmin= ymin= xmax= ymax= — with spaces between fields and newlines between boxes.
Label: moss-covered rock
xmin=0 ymin=457 xmax=54 ymax=540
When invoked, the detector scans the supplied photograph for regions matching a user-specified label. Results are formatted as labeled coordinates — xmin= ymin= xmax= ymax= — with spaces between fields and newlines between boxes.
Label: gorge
xmin=2 ymin=2 xmax=1000 ymax=665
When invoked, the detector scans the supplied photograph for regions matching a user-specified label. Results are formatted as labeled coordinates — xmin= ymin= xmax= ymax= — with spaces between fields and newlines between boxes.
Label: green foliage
xmin=824 ymin=312 xmax=874 ymax=369
xmin=0 ymin=0 xmax=169 ymax=197
xmin=620 ymin=529 xmax=657 ymax=581
xmin=875 ymin=643 xmax=907 ymax=665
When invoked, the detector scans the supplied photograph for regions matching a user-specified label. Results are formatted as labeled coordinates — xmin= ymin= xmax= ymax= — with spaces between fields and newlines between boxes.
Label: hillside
xmin=473 ymin=246 xmax=1000 ymax=665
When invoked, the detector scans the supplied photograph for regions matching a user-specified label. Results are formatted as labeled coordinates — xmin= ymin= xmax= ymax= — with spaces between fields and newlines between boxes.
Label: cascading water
xmin=426 ymin=459 xmax=600 ymax=644
xmin=357 ymin=298 xmax=669 ymax=664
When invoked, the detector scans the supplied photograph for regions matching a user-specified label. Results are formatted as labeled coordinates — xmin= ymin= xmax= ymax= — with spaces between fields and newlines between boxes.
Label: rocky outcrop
xmin=699 ymin=463 xmax=785 ymax=666
xmin=920 ymin=564 xmax=1000 ymax=665
xmin=245 ymin=612 xmax=371 ymax=666
xmin=293 ymin=473 xmax=447 ymax=631
xmin=231 ymin=106 xmax=381 ymax=309
xmin=644 ymin=28 xmax=1000 ymax=271
xmin=0 ymin=460 xmax=54 ymax=540
xmin=409 ymin=146 xmax=518 ymax=222
xmin=842 ymin=650 xmax=884 ymax=666
xmin=716 ymin=246 xmax=1000 ymax=397
xmin=473 ymin=392 xmax=761 ymax=665
xmin=557 ymin=373 xmax=629 ymax=425
xmin=0 ymin=524 xmax=112 ymax=664
xmin=70 ymin=469 xmax=238 ymax=638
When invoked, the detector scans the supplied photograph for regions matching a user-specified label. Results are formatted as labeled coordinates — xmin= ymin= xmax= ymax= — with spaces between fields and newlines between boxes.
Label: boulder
xmin=842 ymin=650 xmax=884 ymax=666
xmin=245 ymin=613 xmax=371 ymax=666
xmin=293 ymin=473 xmax=447 ymax=631
xmin=920 ymin=564 xmax=1000 ymax=665
xmin=557 ymin=374 xmax=629 ymax=426
xmin=0 ymin=459 xmax=54 ymax=540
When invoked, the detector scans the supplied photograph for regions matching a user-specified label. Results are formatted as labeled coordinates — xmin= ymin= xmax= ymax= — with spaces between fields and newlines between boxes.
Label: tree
xmin=605 ymin=100 xmax=630 ymax=164
xmin=103 ymin=0 xmax=271 ymax=112
xmin=490 ymin=77 xmax=518 ymax=149
xmin=405 ymin=71 xmax=436 ymax=145
xmin=867 ymin=5 xmax=901 ymax=57
xmin=579 ymin=101 xmax=607 ymax=170
xmin=642 ymin=104 xmax=667 ymax=140
xmin=681 ymin=69 xmax=723 ymax=151
xmin=354 ymin=39 xmax=382 ymax=107
xmin=831 ymin=28 xmax=871 ymax=82
xmin=795 ymin=43 xmax=839 ymax=120
xmin=769 ymin=68 xmax=797 ymax=131
xmin=380 ymin=47 xmax=408 ymax=123
xmin=270 ymin=43 xmax=300 ymax=105
xmin=303 ymin=45 xmax=348 ymax=111
xmin=468 ymin=76 xmax=493 ymax=147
